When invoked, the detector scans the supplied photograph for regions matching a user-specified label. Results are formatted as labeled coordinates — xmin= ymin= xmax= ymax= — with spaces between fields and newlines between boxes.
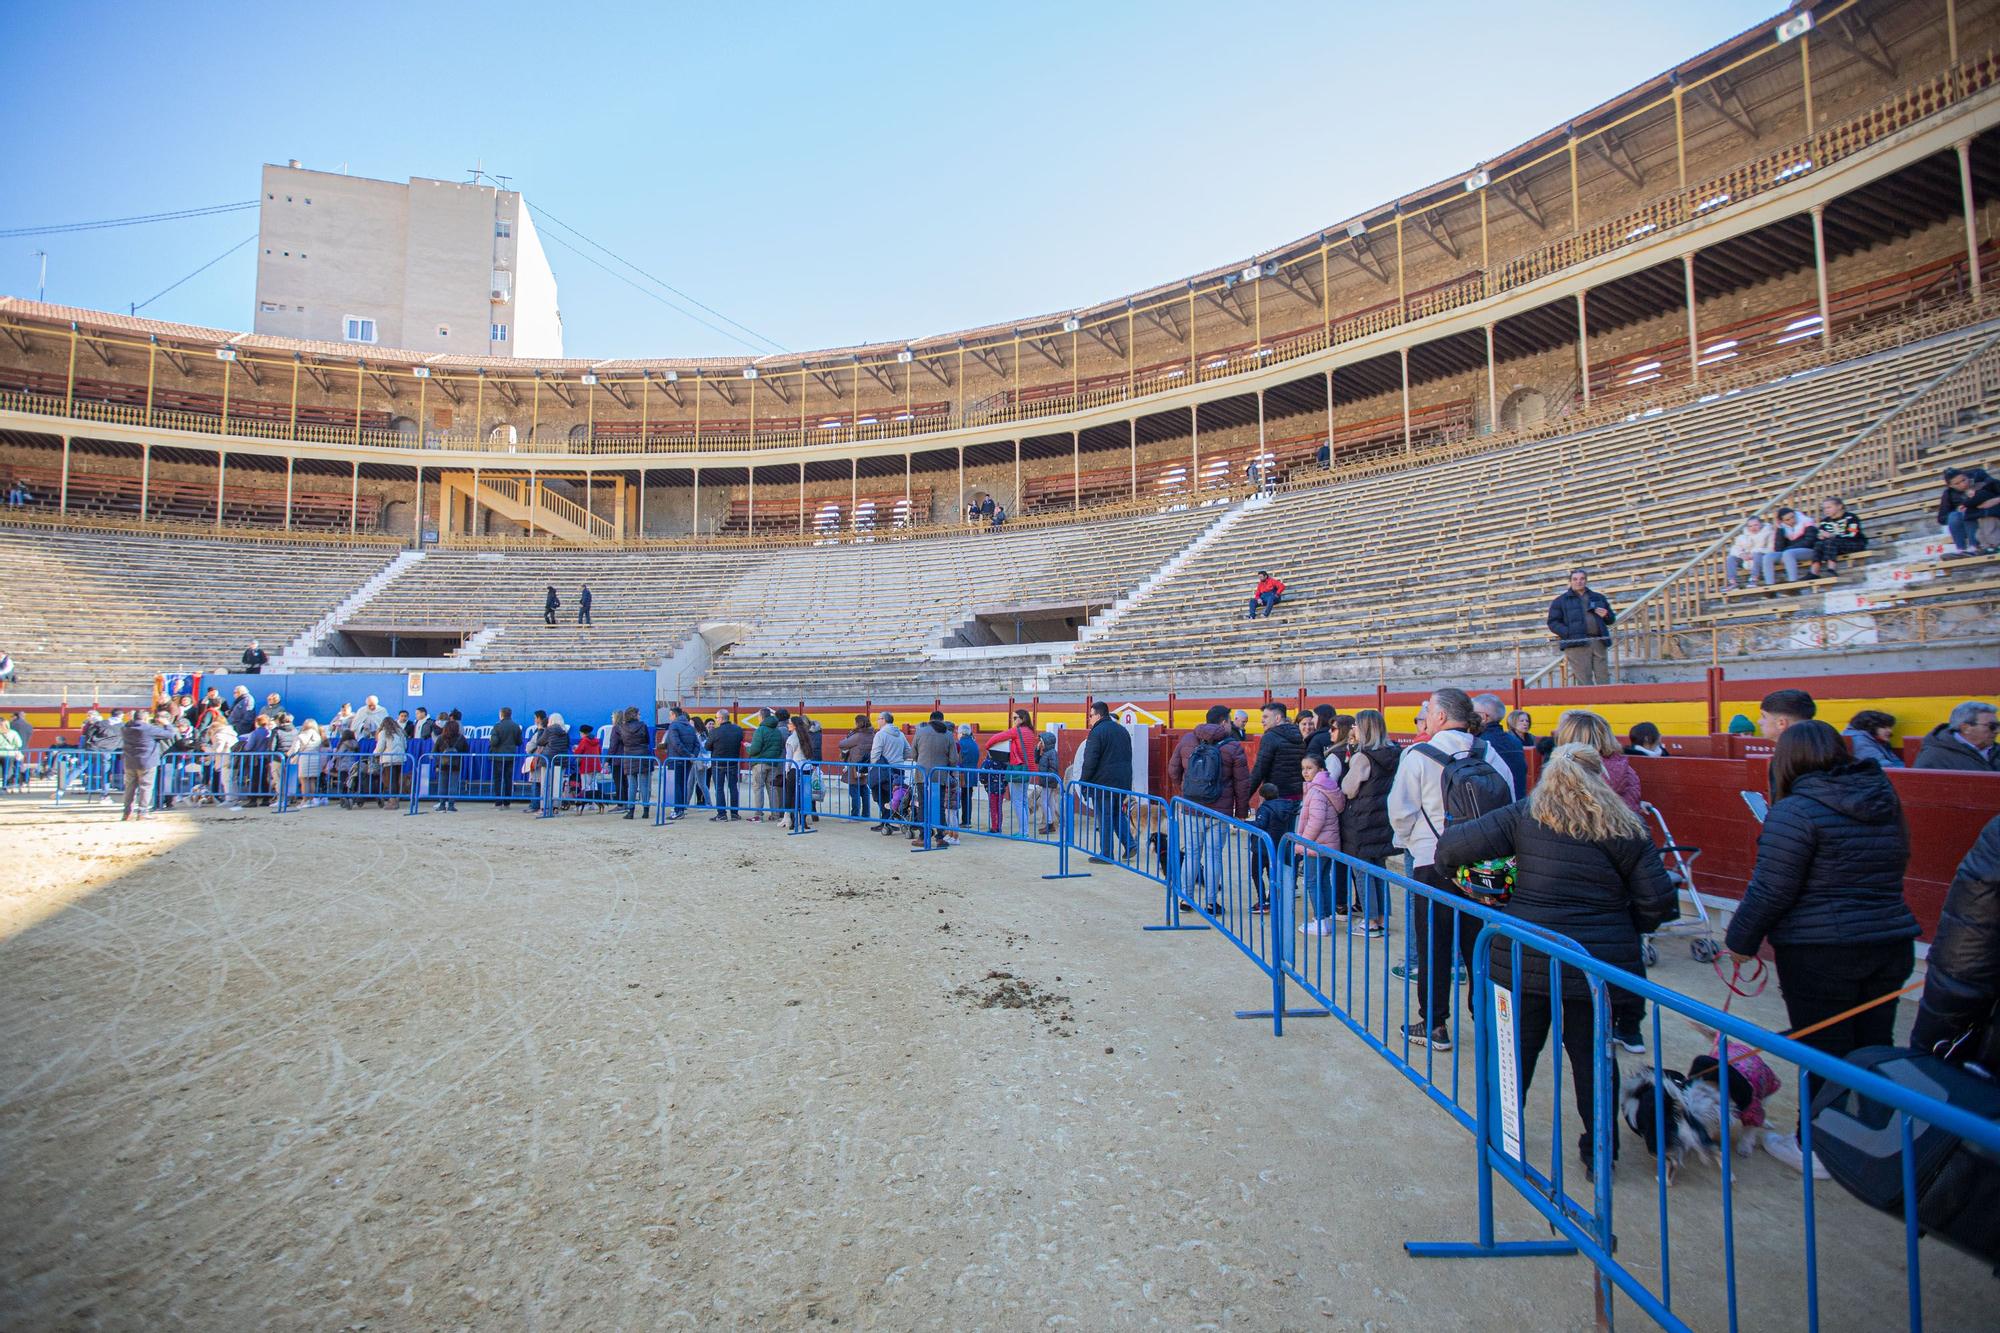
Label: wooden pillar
xmin=1190 ymin=404 xmax=1200 ymax=496
xmin=1811 ymin=205 xmax=1833 ymax=349
xmin=284 ymin=456 xmax=294 ymax=531
xmin=1013 ymin=439 xmax=1022 ymax=508
xmin=215 ymin=450 xmax=226 ymax=530
xmin=1958 ymin=139 xmax=1982 ymax=303
xmin=139 ymin=444 xmax=149 ymax=521
xmin=957 ymin=445 xmax=965 ymax=514
xmin=414 ymin=465 xmax=424 ymax=548
xmin=693 ymin=467 xmax=702 ymax=535
xmin=748 ymin=465 xmax=755 ymax=536
xmin=1071 ymin=431 xmax=1080 ymax=513
xmin=797 ymin=461 xmax=805 ymax=533
xmin=1683 ymin=252 xmax=1701 ymax=386
xmin=1484 ymin=324 xmax=1498 ymax=431
xmin=350 ymin=462 xmax=358 ymax=537
xmin=1128 ymin=418 xmax=1137 ymax=499
xmin=59 ymin=435 xmax=70 ymax=515
xmin=1256 ymin=390 xmax=1266 ymax=463
xmin=63 ymin=323 xmax=77 ymax=416
xmin=1576 ymin=290 xmax=1592 ymax=407
xmin=637 ymin=468 xmax=646 ymax=537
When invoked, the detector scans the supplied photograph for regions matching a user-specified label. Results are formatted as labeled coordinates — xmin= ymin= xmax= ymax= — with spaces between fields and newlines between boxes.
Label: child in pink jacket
xmin=1297 ymin=752 xmax=1347 ymax=936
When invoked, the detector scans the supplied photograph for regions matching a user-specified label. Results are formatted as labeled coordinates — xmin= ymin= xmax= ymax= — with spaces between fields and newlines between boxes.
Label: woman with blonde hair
xmin=1337 ymin=708 xmax=1401 ymax=936
xmin=1437 ymin=743 xmax=1678 ymax=1176
xmin=1553 ymin=709 xmax=1641 ymax=814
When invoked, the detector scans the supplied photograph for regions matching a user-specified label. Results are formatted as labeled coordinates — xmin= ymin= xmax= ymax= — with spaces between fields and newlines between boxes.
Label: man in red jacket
xmin=1247 ymin=571 xmax=1286 ymax=619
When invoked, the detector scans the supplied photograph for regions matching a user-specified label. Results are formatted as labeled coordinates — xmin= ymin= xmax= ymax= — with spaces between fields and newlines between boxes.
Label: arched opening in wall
xmin=568 ymin=424 xmax=590 ymax=443
xmin=488 ymin=424 xmax=518 ymax=447
xmin=380 ymin=498 xmax=412 ymax=536
xmin=389 ymin=415 xmax=419 ymax=440
xmin=1500 ymin=387 xmax=1548 ymax=432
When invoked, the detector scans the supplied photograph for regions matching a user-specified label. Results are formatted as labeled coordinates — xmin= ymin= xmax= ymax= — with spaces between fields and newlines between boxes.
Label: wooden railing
xmin=1 ymin=53 xmax=1992 ymax=465
xmin=0 ymin=509 xmax=406 ymax=548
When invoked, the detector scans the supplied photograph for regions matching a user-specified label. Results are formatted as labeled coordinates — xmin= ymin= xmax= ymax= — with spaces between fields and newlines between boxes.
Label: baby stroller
xmin=1639 ymin=800 xmax=1721 ymax=966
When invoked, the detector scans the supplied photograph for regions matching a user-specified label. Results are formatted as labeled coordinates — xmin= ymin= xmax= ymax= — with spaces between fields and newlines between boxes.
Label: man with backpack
xmin=1387 ymin=687 xmax=1517 ymax=1050
xmin=1168 ymin=705 xmax=1252 ymax=914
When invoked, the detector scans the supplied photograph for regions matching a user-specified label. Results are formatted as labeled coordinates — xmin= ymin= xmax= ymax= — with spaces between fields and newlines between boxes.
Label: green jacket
xmin=746 ymin=720 xmax=786 ymax=761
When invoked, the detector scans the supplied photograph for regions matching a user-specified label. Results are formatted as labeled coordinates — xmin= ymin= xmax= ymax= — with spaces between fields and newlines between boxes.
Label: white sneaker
xmin=1301 ymin=918 xmax=1333 ymax=936
xmin=1763 ymin=1134 xmax=1831 ymax=1179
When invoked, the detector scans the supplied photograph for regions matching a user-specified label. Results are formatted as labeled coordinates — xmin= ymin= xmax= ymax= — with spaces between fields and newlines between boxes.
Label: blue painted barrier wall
xmin=199 ymin=669 xmax=657 ymax=731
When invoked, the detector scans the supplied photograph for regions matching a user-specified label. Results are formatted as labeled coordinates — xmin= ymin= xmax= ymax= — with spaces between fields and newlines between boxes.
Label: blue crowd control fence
xmin=50 ymin=749 xmax=122 ymax=801
xmin=532 ymin=752 xmax=642 ymax=816
xmin=1066 ymin=780 xmax=1171 ymax=884
xmin=657 ymin=755 xmax=759 ymax=822
xmin=0 ymin=744 xmax=39 ymax=795
xmin=408 ymin=750 xmax=540 ymax=813
xmin=809 ymin=758 xmax=923 ymax=836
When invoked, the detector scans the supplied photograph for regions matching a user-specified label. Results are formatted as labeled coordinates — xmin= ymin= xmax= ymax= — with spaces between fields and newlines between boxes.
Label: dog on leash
xmin=1620 ymin=1038 xmax=1779 ymax=1183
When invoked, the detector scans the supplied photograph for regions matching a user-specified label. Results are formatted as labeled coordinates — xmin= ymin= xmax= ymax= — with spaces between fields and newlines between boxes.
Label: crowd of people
xmin=11 ymin=671 xmax=2000 ymax=1181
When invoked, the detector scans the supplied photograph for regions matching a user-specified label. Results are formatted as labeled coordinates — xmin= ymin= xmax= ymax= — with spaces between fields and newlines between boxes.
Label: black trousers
xmin=1411 ymin=863 xmax=1477 ymax=1030
xmin=495 ymin=762 xmax=515 ymax=805
xmin=1772 ymin=939 xmax=1914 ymax=1063
xmin=1512 ymin=984 xmax=1617 ymax=1161
xmin=713 ymin=763 xmax=739 ymax=815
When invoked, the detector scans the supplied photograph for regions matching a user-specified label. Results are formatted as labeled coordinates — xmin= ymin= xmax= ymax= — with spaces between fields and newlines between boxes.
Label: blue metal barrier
xmin=407 ymin=750 xmax=535 ymax=814
xmin=0 ymin=744 xmax=40 ymax=796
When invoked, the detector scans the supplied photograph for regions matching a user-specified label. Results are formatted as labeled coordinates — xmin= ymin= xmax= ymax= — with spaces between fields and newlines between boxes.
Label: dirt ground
xmin=0 ymin=798 xmax=1984 ymax=1331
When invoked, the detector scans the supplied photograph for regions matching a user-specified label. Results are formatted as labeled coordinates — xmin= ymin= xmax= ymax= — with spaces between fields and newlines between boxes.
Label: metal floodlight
xmin=1240 ymin=266 xmax=1262 ymax=283
xmin=1062 ymin=317 xmax=1081 ymax=332
xmin=411 ymin=366 xmax=431 ymax=379
xmin=742 ymin=367 xmax=758 ymax=380
xmin=662 ymin=370 xmax=679 ymax=382
xmin=1464 ymin=169 xmax=1490 ymax=191
xmin=896 ymin=348 xmax=914 ymax=363
xmin=1345 ymin=220 xmax=1368 ymax=239
xmin=215 ymin=346 xmax=238 ymax=361
xmin=580 ymin=372 xmax=598 ymax=385
xmin=1777 ymin=11 xmax=1812 ymax=41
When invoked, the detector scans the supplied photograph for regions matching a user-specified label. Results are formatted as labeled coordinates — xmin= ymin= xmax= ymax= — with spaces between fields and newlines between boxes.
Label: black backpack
xmin=1183 ymin=736 xmax=1228 ymax=802
xmin=1810 ymin=1046 xmax=2000 ymax=1272
xmin=1413 ymin=738 xmax=1514 ymax=833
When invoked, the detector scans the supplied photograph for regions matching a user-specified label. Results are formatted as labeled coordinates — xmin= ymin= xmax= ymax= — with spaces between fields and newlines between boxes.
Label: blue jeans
xmin=1248 ymin=589 xmax=1280 ymax=618
xmin=1091 ymin=788 xmax=1135 ymax=859
xmin=847 ymin=777 xmax=870 ymax=818
xmin=670 ymin=758 xmax=694 ymax=814
xmin=1946 ymin=510 xmax=1998 ymax=551
xmin=1305 ymin=855 xmax=1333 ymax=921
xmin=1759 ymin=547 xmax=1812 ymax=582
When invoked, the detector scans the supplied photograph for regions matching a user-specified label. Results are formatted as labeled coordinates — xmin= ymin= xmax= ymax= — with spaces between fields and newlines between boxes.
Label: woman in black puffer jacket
xmin=1438 ymin=743 xmax=1678 ymax=1172
xmin=1725 ymin=719 xmax=1918 ymax=1173
xmin=1338 ymin=709 xmax=1402 ymax=935
xmin=1910 ymin=814 xmax=2000 ymax=1071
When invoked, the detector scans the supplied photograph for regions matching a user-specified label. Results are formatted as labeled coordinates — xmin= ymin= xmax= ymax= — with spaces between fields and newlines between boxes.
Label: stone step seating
xmin=1049 ymin=326 xmax=1993 ymax=684
xmin=0 ymin=527 xmax=396 ymax=696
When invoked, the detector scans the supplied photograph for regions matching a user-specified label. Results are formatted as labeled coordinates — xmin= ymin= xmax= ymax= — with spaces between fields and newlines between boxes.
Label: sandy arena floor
xmin=0 ymin=798 xmax=1985 ymax=1331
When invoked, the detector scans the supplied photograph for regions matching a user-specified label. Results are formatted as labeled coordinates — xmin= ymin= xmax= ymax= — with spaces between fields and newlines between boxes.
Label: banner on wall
xmin=407 ymin=672 xmax=425 ymax=698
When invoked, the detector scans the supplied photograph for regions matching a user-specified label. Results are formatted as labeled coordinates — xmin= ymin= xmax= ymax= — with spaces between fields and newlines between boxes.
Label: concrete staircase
xmin=276 ymin=549 xmax=426 ymax=666
xmin=438 ymin=472 xmax=615 ymax=543
xmin=1026 ymin=499 xmax=1250 ymax=690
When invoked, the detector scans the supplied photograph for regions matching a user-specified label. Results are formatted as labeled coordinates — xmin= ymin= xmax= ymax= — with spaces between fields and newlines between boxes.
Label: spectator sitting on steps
xmin=1546 ymin=568 xmax=1614 ymax=686
xmin=1247 ymin=571 xmax=1285 ymax=619
xmin=1762 ymin=506 xmax=1818 ymax=584
xmin=1808 ymin=497 xmax=1866 ymax=578
xmin=1938 ymin=465 xmax=2000 ymax=558
xmin=1725 ymin=516 xmax=1774 ymax=590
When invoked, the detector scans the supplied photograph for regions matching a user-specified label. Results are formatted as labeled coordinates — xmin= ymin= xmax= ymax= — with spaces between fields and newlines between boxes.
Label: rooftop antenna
xmin=31 ymin=250 xmax=46 ymax=302
xmin=466 ymin=158 xmax=488 ymax=186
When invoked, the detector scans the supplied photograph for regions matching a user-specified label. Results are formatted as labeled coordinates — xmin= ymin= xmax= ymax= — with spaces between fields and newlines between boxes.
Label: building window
xmin=344 ymin=316 xmax=378 ymax=344
xmin=260 ymin=302 xmax=279 ymax=313
xmin=437 ymin=325 xmax=450 ymax=338
xmin=495 ymin=220 xmax=511 ymax=238
xmin=490 ymin=323 xmax=508 ymax=343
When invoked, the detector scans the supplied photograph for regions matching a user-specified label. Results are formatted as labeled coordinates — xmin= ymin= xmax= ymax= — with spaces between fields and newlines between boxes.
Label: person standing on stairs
xmin=543 ymin=586 xmax=560 ymax=626
xmin=578 ymin=584 xmax=593 ymax=626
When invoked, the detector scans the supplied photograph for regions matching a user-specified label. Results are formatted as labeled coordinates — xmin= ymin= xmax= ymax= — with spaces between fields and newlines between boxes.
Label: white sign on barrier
xmin=1492 ymin=981 xmax=1522 ymax=1161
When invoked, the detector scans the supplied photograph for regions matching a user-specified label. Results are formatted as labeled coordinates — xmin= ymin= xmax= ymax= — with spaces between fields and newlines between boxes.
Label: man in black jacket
xmin=543 ymin=585 xmax=560 ymax=626
xmin=490 ymin=707 xmax=523 ymax=806
xmin=1247 ymin=702 xmax=1306 ymax=799
xmin=226 ymin=686 xmax=257 ymax=735
xmin=707 ymin=711 xmax=745 ymax=820
xmin=1472 ymin=693 xmax=1529 ymax=794
xmin=1077 ymin=701 xmax=1136 ymax=863
xmin=1910 ymin=814 xmax=2000 ymax=1070
xmin=1546 ymin=568 xmax=1614 ymax=685
xmin=578 ymin=584 xmax=593 ymax=626
xmin=241 ymin=640 xmax=268 ymax=673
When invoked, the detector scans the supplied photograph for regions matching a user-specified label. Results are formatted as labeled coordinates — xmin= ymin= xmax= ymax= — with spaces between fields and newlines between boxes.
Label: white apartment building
xmin=251 ymin=162 xmax=562 ymax=358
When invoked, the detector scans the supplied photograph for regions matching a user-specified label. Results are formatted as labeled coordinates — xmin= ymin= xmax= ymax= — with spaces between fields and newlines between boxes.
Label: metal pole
xmin=694 ymin=467 xmax=702 ymax=534
xmin=1190 ymin=404 xmax=1200 ymax=496
xmin=215 ymin=450 xmax=225 ymax=530
xmin=1958 ymin=139 xmax=1982 ymax=303
xmin=289 ymin=356 xmax=300 ymax=438
xmin=284 ymin=456 xmax=293 ymax=531
xmin=1072 ymin=430 xmax=1080 ymax=513
xmin=1324 ymin=369 xmax=1335 ymax=459
xmin=350 ymin=462 xmax=358 ymax=536
xmin=139 ymin=444 xmax=149 ymax=521
xmin=1576 ymin=290 xmax=1592 ymax=408
xmin=59 ymin=435 xmax=70 ymax=515
xmin=1129 ymin=418 xmax=1137 ymax=500
xmin=64 ymin=323 xmax=76 ymax=416
xmin=145 ymin=338 xmax=156 ymax=425
xmin=219 ymin=352 xmax=232 ymax=436
xmin=1811 ymin=205 xmax=1833 ymax=349
xmin=1399 ymin=348 xmax=1412 ymax=452
xmin=1484 ymin=324 xmax=1498 ymax=430
xmin=1684 ymin=252 xmax=1701 ymax=386
xmin=352 ymin=361 xmax=363 ymax=444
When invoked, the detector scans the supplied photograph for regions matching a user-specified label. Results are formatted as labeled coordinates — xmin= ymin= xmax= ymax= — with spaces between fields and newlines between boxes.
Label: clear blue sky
xmin=2 ymin=0 xmax=1779 ymax=359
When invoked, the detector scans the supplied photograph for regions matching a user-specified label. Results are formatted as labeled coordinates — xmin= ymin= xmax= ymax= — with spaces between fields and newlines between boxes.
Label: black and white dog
xmin=1620 ymin=1052 xmax=1770 ymax=1183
